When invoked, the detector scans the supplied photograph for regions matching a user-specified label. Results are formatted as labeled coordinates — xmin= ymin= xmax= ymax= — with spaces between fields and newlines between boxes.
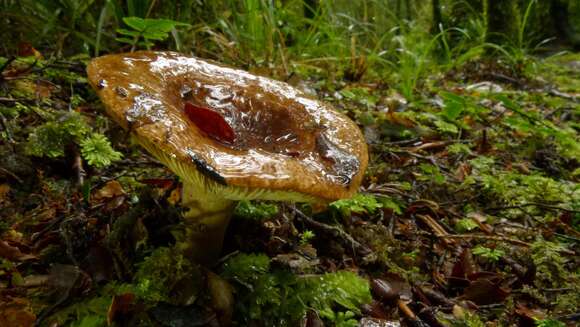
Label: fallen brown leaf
xmin=463 ymin=276 xmax=510 ymax=305
xmin=93 ymin=180 xmax=125 ymax=200
xmin=0 ymin=241 xmax=35 ymax=261
xmin=0 ymin=184 xmax=10 ymax=203
xmin=0 ymin=296 xmax=36 ymax=327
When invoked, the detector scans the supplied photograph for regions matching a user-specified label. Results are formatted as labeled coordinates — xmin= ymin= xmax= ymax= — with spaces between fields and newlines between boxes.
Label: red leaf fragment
xmin=138 ymin=178 xmax=174 ymax=188
xmin=184 ymin=103 xmax=235 ymax=144
xmin=107 ymin=293 xmax=136 ymax=326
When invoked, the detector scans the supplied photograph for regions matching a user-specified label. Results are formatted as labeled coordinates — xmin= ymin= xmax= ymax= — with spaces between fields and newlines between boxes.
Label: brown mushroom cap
xmin=87 ymin=51 xmax=368 ymax=202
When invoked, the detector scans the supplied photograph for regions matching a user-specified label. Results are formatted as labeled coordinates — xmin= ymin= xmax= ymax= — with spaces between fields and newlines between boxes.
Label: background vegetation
xmin=0 ymin=1 xmax=579 ymax=326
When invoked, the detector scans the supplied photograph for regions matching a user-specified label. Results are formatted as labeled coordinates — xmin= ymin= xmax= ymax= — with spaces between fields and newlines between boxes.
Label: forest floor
xmin=0 ymin=50 xmax=579 ymax=327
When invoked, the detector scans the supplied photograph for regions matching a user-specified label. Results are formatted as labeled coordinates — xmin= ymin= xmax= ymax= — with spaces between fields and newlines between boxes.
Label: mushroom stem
xmin=178 ymin=182 xmax=235 ymax=264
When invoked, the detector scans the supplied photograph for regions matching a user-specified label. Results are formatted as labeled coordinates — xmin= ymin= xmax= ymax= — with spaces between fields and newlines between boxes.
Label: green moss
xmin=465 ymin=158 xmax=579 ymax=220
xmin=44 ymin=68 xmax=88 ymax=85
xmin=132 ymin=247 xmax=201 ymax=304
xmin=221 ymin=253 xmax=372 ymax=326
xmin=530 ymin=239 xmax=570 ymax=288
xmin=25 ymin=111 xmax=89 ymax=158
xmin=24 ymin=110 xmax=122 ymax=168
xmin=330 ymin=194 xmax=382 ymax=218
xmin=80 ymin=133 xmax=122 ymax=168
xmin=234 ymin=200 xmax=279 ymax=220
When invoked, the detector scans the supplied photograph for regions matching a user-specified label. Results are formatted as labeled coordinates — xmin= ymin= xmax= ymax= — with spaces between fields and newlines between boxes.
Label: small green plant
xmin=534 ymin=319 xmax=565 ymax=327
xmin=299 ymin=230 xmax=316 ymax=245
xmin=377 ymin=196 xmax=404 ymax=215
xmin=472 ymin=245 xmax=504 ymax=262
xmin=494 ymin=93 xmax=580 ymax=160
xmin=455 ymin=218 xmax=479 ymax=233
xmin=330 ymin=194 xmax=382 ymax=217
xmin=433 ymin=119 xmax=459 ymax=135
xmin=418 ymin=164 xmax=446 ymax=185
xmin=454 ymin=311 xmax=486 ymax=327
xmin=448 ymin=143 xmax=473 ymax=156
xmin=234 ymin=200 xmax=278 ymax=220
xmin=116 ymin=17 xmax=189 ymax=51
xmin=401 ymin=249 xmax=419 ymax=260
xmin=221 ymin=252 xmax=271 ymax=283
xmin=326 ymin=310 xmax=358 ymax=327
xmin=440 ymin=91 xmax=468 ymax=121
xmin=80 ymin=133 xmax=123 ymax=168
xmin=46 ymin=296 xmax=110 ymax=327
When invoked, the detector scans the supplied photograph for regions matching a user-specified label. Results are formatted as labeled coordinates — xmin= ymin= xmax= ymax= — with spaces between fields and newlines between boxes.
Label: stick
xmin=416 ymin=214 xmax=455 ymax=246
xmin=487 ymin=202 xmax=580 ymax=214
xmin=437 ymin=234 xmax=531 ymax=247
xmin=291 ymin=207 xmax=372 ymax=257
xmin=438 ymin=234 xmax=576 ymax=255
xmin=72 ymin=147 xmax=85 ymax=188
xmin=0 ymin=166 xmax=23 ymax=184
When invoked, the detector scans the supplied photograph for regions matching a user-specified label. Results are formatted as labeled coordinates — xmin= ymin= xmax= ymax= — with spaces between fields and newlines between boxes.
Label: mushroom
xmin=87 ymin=51 xmax=368 ymax=264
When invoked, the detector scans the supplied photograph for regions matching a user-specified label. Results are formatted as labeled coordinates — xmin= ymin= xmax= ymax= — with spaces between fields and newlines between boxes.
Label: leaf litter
xmin=0 ymin=51 xmax=579 ymax=326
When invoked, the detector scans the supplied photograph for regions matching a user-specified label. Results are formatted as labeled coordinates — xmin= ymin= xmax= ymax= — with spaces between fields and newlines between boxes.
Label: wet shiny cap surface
xmin=87 ymin=51 xmax=368 ymax=200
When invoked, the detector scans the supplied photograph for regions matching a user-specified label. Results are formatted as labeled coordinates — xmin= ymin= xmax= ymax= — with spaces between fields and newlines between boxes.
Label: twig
xmin=0 ymin=56 xmax=15 ymax=76
xmin=548 ymin=89 xmax=579 ymax=103
xmin=555 ymin=312 xmax=580 ymax=321
xmin=416 ymin=214 xmax=455 ymax=246
xmin=216 ymin=250 xmax=240 ymax=267
xmin=438 ymin=234 xmax=576 ymax=255
xmin=487 ymin=202 xmax=580 ymax=214
xmin=0 ymin=166 xmax=23 ymax=184
xmin=389 ymin=148 xmax=447 ymax=171
xmin=383 ymin=138 xmax=422 ymax=146
xmin=0 ymin=97 xmax=18 ymax=103
xmin=407 ymin=140 xmax=452 ymax=152
xmin=362 ymin=182 xmax=407 ymax=197
xmin=476 ymin=303 xmax=505 ymax=310
xmin=291 ymin=206 xmax=372 ymax=257
xmin=489 ymin=72 xmax=521 ymax=86
xmin=437 ymin=234 xmax=531 ymax=247
xmin=554 ymin=233 xmax=580 ymax=243
xmin=542 ymin=287 xmax=573 ymax=292
xmin=72 ymin=147 xmax=85 ymax=188
xmin=397 ymin=299 xmax=417 ymax=319
xmin=0 ymin=111 xmax=14 ymax=144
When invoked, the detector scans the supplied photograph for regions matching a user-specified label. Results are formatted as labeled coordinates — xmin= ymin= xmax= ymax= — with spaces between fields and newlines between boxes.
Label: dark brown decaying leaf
xmin=449 ymin=248 xmax=476 ymax=287
xmin=361 ymin=301 xmax=389 ymax=319
xmin=463 ymin=276 xmax=510 ymax=305
xmin=371 ymin=273 xmax=412 ymax=303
